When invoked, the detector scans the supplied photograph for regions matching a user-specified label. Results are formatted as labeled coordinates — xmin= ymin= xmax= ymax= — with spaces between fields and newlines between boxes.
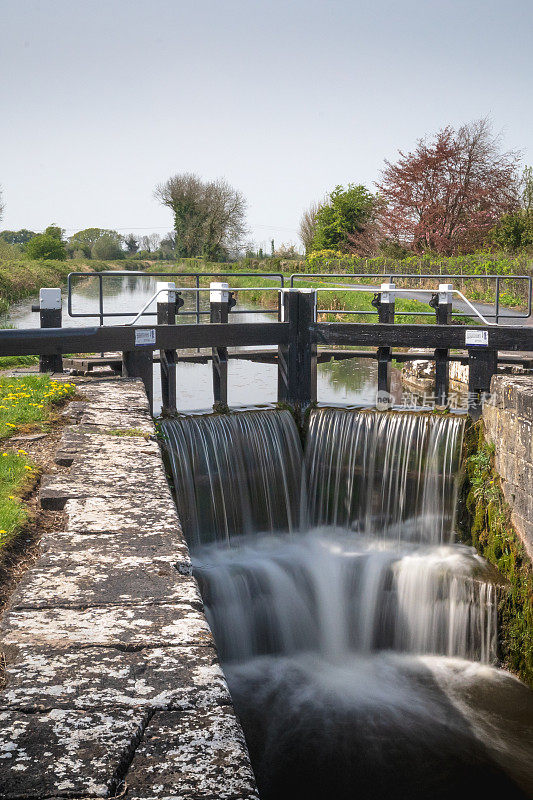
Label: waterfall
xmin=162 ymin=410 xmax=302 ymax=547
xmin=161 ymin=408 xmax=533 ymax=799
xmin=304 ymin=409 xmax=464 ymax=542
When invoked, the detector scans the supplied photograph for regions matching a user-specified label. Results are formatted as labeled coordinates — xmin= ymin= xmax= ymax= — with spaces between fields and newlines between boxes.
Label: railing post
xmin=277 ymin=289 xmax=316 ymax=412
xmin=157 ymin=281 xmax=179 ymax=416
xmin=373 ymin=283 xmax=395 ymax=404
xmin=210 ymin=282 xmax=235 ymax=412
xmin=33 ymin=288 xmax=63 ymax=373
xmin=468 ymin=345 xmax=498 ymax=420
xmin=432 ymin=283 xmax=453 ymax=406
xmin=122 ymin=348 xmax=154 ymax=415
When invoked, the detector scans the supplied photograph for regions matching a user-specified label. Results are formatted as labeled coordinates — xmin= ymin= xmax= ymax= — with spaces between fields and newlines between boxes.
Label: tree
xmin=44 ymin=224 xmax=64 ymax=240
xmin=491 ymin=165 xmax=533 ymax=251
xmin=310 ymin=185 xmax=378 ymax=254
xmin=69 ymin=228 xmax=122 ymax=252
xmin=124 ymin=233 xmax=139 ymax=254
xmin=155 ymin=172 xmax=247 ymax=260
xmin=0 ymin=186 xmax=4 ymax=223
xmin=91 ymin=234 xmax=124 ymax=260
xmin=521 ymin=165 xmax=533 ymax=213
xmin=26 ymin=233 xmax=67 ymax=260
xmin=377 ymin=119 xmax=520 ymax=255
xmin=299 ymin=202 xmax=320 ymax=254
xmin=140 ymin=233 xmax=161 ymax=253
xmin=0 ymin=229 xmax=36 ymax=245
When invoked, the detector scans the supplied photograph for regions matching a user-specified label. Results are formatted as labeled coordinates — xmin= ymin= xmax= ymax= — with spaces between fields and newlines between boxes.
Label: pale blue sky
xmin=1 ymin=0 xmax=532 ymax=250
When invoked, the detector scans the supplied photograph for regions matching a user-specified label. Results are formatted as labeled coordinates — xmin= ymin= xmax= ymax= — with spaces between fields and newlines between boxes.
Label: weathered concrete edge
xmin=483 ymin=375 xmax=533 ymax=560
xmin=0 ymin=377 xmax=259 ymax=800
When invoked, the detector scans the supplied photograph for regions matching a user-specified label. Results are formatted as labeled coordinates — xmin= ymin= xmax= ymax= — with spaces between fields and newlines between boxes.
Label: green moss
xmin=105 ymin=427 xmax=150 ymax=438
xmin=458 ymin=419 xmax=533 ymax=686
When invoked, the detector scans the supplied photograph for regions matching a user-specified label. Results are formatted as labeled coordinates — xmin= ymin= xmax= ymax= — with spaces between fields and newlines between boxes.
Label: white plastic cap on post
xmin=156 ymin=281 xmax=176 ymax=303
xmin=210 ymin=282 xmax=230 ymax=304
xmin=438 ymin=283 xmax=453 ymax=305
xmin=278 ymin=288 xmax=294 ymax=322
xmin=39 ymin=288 xmax=61 ymax=310
xmin=380 ymin=283 xmax=396 ymax=304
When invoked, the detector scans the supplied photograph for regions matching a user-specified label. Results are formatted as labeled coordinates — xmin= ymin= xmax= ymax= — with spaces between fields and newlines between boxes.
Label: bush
xmin=26 ymin=234 xmax=67 ymax=261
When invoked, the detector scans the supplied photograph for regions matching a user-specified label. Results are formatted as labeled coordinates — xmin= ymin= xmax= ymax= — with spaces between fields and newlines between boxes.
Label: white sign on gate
xmin=465 ymin=329 xmax=489 ymax=346
xmin=135 ymin=328 xmax=156 ymax=346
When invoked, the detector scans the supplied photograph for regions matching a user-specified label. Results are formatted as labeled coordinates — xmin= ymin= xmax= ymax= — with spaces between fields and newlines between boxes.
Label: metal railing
xmin=289 ymin=273 xmax=533 ymax=324
xmin=67 ymin=271 xmax=285 ymax=325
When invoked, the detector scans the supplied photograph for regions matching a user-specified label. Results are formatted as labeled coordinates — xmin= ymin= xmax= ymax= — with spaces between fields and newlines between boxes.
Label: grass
xmin=0 ymin=355 xmax=39 ymax=370
xmin=106 ymin=427 xmax=150 ymax=438
xmin=0 ymin=375 xmax=76 ymax=548
xmin=0 ymin=375 xmax=76 ymax=439
xmin=0 ymin=450 xmax=34 ymax=546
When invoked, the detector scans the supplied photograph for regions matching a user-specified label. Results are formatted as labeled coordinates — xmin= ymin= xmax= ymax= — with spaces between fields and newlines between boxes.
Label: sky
xmin=1 ymin=0 xmax=532 ymax=252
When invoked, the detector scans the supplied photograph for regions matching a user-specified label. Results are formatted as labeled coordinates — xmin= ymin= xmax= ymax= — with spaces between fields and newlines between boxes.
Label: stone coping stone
xmin=125 ymin=707 xmax=259 ymax=800
xmin=0 ymin=707 xmax=148 ymax=799
xmin=40 ymin=472 xmax=172 ymax=510
xmin=1 ymin=603 xmax=213 ymax=650
xmin=7 ymin=533 xmax=202 ymax=610
xmin=63 ymin=497 xmax=184 ymax=540
xmin=1 ymin=644 xmax=231 ymax=712
xmin=78 ymin=408 xmax=154 ymax=433
xmin=78 ymin=381 xmax=151 ymax=410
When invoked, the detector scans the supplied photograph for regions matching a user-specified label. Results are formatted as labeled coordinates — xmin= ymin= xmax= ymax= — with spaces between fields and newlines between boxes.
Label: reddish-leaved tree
xmin=377 ymin=120 xmax=521 ymax=254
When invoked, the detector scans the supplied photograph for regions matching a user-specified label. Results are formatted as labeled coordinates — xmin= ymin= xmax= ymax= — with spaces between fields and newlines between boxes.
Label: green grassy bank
xmin=458 ymin=420 xmax=533 ymax=686
xmin=0 ymin=376 xmax=76 ymax=549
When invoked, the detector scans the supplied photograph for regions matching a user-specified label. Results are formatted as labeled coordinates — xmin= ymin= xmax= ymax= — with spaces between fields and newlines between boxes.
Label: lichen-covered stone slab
xmin=40 ymin=470 xmax=171 ymax=509
xmin=126 ymin=707 xmax=259 ymax=800
xmin=8 ymin=532 xmax=201 ymax=609
xmin=79 ymin=407 xmax=154 ymax=432
xmin=1 ymin=603 xmax=213 ymax=649
xmin=78 ymin=380 xmax=151 ymax=412
xmin=1 ymin=645 xmax=231 ymax=712
xmin=64 ymin=495 xmax=184 ymax=537
xmin=55 ymin=427 xmax=158 ymax=466
xmin=0 ymin=707 xmax=147 ymax=799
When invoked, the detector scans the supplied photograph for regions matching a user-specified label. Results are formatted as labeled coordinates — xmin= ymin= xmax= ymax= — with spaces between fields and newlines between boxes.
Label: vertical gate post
xmin=277 ymin=289 xmax=317 ymax=412
xmin=433 ymin=283 xmax=453 ymax=406
xmin=35 ymin=288 xmax=63 ymax=373
xmin=210 ymin=282 xmax=234 ymax=412
xmin=122 ymin=347 xmax=154 ymax=415
xmin=157 ymin=281 xmax=178 ymax=416
xmin=373 ymin=283 xmax=395 ymax=404
xmin=278 ymin=289 xmax=297 ymax=405
xmin=468 ymin=346 xmax=498 ymax=420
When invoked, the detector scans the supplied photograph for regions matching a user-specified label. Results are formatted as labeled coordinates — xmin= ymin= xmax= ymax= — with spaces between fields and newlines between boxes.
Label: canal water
xmin=161 ymin=408 xmax=533 ymax=800
xmin=2 ymin=272 xmax=447 ymax=415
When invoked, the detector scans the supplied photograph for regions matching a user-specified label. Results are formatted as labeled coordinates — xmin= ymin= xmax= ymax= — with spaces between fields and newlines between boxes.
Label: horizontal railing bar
xmin=0 ymin=322 xmax=290 ymax=357
xmin=290 ymin=272 xmax=533 ymax=281
xmin=312 ymin=322 xmax=533 ymax=351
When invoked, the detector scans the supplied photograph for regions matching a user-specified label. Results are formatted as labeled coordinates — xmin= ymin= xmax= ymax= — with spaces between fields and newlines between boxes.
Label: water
xmin=3 ymin=272 xmax=424 ymax=414
xmin=162 ymin=408 xmax=533 ymax=799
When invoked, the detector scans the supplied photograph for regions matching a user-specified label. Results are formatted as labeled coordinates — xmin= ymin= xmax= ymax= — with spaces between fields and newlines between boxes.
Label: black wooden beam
xmin=312 ymin=322 xmax=533 ymax=351
xmin=0 ymin=322 xmax=290 ymax=357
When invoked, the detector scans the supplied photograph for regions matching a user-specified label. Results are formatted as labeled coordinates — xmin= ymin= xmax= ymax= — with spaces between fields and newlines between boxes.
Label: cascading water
xmin=161 ymin=408 xmax=533 ymax=800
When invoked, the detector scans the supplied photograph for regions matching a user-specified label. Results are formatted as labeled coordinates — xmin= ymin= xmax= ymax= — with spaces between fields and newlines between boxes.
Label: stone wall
xmin=0 ymin=378 xmax=258 ymax=800
xmin=483 ymin=375 xmax=533 ymax=560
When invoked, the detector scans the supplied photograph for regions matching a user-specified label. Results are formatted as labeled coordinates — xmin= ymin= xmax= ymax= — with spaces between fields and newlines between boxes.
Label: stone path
xmin=0 ymin=378 xmax=258 ymax=799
